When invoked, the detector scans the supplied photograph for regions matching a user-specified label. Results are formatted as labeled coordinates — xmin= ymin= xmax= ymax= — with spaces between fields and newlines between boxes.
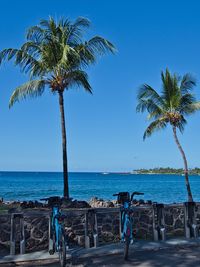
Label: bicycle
xmin=113 ymin=191 xmax=144 ymax=260
xmin=40 ymin=196 xmax=69 ymax=267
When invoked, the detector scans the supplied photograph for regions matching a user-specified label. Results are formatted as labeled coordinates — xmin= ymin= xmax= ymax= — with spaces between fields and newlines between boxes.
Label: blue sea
xmin=1 ymin=172 xmax=200 ymax=203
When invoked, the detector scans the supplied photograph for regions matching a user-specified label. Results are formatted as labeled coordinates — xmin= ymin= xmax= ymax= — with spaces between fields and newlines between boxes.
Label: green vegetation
xmin=136 ymin=69 xmax=200 ymax=202
xmin=135 ymin=167 xmax=200 ymax=175
xmin=0 ymin=17 xmax=116 ymax=198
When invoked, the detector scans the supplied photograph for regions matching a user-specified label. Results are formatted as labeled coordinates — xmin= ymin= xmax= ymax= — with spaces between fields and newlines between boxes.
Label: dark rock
xmin=72 ymin=224 xmax=84 ymax=231
xmin=102 ymin=224 xmax=112 ymax=232
xmin=62 ymin=199 xmax=90 ymax=209
xmin=74 ymin=230 xmax=85 ymax=235
xmin=174 ymin=219 xmax=183 ymax=229
xmin=113 ymin=219 xmax=120 ymax=226
xmin=113 ymin=225 xmax=119 ymax=234
xmin=139 ymin=199 xmax=145 ymax=205
xmin=26 ymin=238 xmax=36 ymax=249
xmin=72 ymin=218 xmax=82 ymax=226
xmin=0 ymin=216 xmax=10 ymax=224
xmin=25 ymin=230 xmax=31 ymax=240
xmin=174 ymin=229 xmax=184 ymax=236
xmin=104 ymin=218 xmax=112 ymax=224
xmin=64 ymin=219 xmax=72 ymax=228
xmin=165 ymin=214 xmax=174 ymax=225
xmin=136 ymin=228 xmax=148 ymax=239
xmin=0 ymin=230 xmax=10 ymax=242
xmin=102 ymin=232 xmax=114 ymax=242
xmin=0 ymin=224 xmax=10 ymax=232
xmin=32 ymin=228 xmax=44 ymax=239
xmin=140 ymin=214 xmax=149 ymax=224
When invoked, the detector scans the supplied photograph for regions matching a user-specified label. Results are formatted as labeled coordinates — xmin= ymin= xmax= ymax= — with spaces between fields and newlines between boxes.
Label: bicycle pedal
xmin=49 ymin=249 xmax=54 ymax=255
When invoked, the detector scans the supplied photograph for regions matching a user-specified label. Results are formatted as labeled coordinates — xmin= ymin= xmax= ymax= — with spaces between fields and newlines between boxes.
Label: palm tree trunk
xmin=172 ymin=126 xmax=193 ymax=202
xmin=58 ymin=91 xmax=69 ymax=198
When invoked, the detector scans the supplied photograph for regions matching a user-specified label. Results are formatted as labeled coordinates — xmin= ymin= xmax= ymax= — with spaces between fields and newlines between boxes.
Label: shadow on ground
xmin=75 ymin=246 xmax=200 ymax=267
xmin=1 ymin=246 xmax=200 ymax=266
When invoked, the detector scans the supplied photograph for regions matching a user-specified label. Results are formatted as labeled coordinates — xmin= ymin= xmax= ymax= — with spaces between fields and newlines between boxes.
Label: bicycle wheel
xmin=49 ymin=230 xmax=56 ymax=255
xmin=124 ymin=235 xmax=130 ymax=260
xmin=59 ymin=231 xmax=66 ymax=267
xmin=124 ymin=222 xmax=131 ymax=260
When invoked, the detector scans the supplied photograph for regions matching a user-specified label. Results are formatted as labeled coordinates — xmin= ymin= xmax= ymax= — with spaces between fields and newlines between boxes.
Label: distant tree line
xmin=135 ymin=167 xmax=200 ymax=175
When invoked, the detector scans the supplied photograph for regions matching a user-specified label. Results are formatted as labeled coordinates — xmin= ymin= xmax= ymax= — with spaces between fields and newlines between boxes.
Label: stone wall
xmin=164 ymin=205 xmax=185 ymax=237
xmin=133 ymin=208 xmax=153 ymax=239
xmin=0 ymin=207 xmax=154 ymax=253
xmin=0 ymin=215 xmax=10 ymax=253
xmin=0 ymin=203 xmax=200 ymax=254
xmin=24 ymin=216 xmax=49 ymax=252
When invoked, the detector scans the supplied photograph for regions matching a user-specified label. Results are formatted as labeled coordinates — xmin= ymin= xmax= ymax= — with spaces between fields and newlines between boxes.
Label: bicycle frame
xmin=41 ymin=196 xmax=67 ymax=267
xmin=113 ymin=191 xmax=143 ymax=260
xmin=51 ymin=206 xmax=62 ymax=251
xmin=121 ymin=201 xmax=133 ymax=242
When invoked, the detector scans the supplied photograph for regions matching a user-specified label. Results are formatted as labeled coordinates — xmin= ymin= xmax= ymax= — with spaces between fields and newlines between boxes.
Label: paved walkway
xmin=1 ymin=238 xmax=200 ymax=266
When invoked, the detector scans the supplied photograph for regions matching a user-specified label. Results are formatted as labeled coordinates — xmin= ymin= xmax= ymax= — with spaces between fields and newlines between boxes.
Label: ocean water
xmin=1 ymin=171 xmax=200 ymax=203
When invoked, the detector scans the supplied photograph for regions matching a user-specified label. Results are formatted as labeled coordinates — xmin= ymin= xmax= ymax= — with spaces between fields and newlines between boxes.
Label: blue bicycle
xmin=113 ymin=191 xmax=144 ymax=260
xmin=41 ymin=196 xmax=69 ymax=267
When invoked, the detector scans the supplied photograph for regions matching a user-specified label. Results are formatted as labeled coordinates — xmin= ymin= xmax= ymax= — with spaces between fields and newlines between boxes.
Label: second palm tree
xmin=137 ymin=69 xmax=200 ymax=202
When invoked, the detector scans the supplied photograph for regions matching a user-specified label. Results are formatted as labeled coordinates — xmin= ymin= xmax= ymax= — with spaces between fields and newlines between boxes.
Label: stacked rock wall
xmin=164 ymin=205 xmax=185 ymax=237
xmin=0 ymin=203 xmax=200 ymax=253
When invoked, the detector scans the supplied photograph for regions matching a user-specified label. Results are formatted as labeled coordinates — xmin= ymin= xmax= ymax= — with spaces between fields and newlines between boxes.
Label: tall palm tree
xmin=0 ymin=17 xmax=115 ymax=198
xmin=136 ymin=69 xmax=200 ymax=202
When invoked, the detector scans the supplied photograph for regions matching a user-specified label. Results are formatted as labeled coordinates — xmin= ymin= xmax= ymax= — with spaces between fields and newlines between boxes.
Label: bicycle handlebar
xmin=112 ymin=191 xmax=144 ymax=201
xmin=40 ymin=198 xmax=49 ymax=201
xmin=40 ymin=196 xmax=62 ymax=205
xmin=131 ymin=192 xmax=144 ymax=201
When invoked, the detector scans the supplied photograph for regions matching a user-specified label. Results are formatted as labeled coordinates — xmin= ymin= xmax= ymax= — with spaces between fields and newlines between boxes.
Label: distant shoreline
xmin=134 ymin=168 xmax=200 ymax=176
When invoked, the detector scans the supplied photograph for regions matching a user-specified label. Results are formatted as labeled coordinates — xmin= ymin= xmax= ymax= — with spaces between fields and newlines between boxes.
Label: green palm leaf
xmin=65 ymin=70 xmax=92 ymax=93
xmin=143 ymin=118 xmax=167 ymax=140
xmin=9 ymin=80 xmax=46 ymax=108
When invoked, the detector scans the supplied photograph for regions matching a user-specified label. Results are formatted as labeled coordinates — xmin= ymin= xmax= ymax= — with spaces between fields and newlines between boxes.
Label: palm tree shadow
xmin=75 ymin=247 xmax=200 ymax=267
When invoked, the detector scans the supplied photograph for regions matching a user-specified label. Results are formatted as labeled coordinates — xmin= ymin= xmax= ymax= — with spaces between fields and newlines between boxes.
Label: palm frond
xmin=57 ymin=45 xmax=80 ymax=71
xmin=176 ymin=116 xmax=187 ymax=134
xmin=86 ymin=36 xmax=116 ymax=55
xmin=9 ymin=80 xmax=46 ymax=108
xmin=65 ymin=70 xmax=92 ymax=93
xmin=75 ymin=36 xmax=116 ymax=66
xmin=40 ymin=17 xmax=57 ymax=34
xmin=26 ymin=26 xmax=45 ymax=42
xmin=137 ymin=84 xmax=164 ymax=106
xmin=0 ymin=48 xmax=19 ymax=64
xmin=66 ymin=17 xmax=91 ymax=46
xmin=136 ymin=99 xmax=162 ymax=116
xmin=143 ymin=118 xmax=167 ymax=140
xmin=73 ymin=17 xmax=91 ymax=29
xmin=161 ymin=69 xmax=182 ymax=109
xmin=75 ymin=43 xmax=96 ymax=66
xmin=181 ymin=101 xmax=200 ymax=115
xmin=180 ymin=73 xmax=196 ymax=93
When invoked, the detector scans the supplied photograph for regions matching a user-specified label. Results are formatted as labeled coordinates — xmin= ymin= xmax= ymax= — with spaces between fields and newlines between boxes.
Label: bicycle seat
xmin=45 ymin=196 xmax=62 ymax=206
xmin=116 ymin=192 xmax=130 ymax=204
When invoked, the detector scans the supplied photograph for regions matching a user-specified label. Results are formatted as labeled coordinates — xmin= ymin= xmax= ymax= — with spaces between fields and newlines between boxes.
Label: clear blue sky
xmin=1 ymin=0 xmax=200 ymax=172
